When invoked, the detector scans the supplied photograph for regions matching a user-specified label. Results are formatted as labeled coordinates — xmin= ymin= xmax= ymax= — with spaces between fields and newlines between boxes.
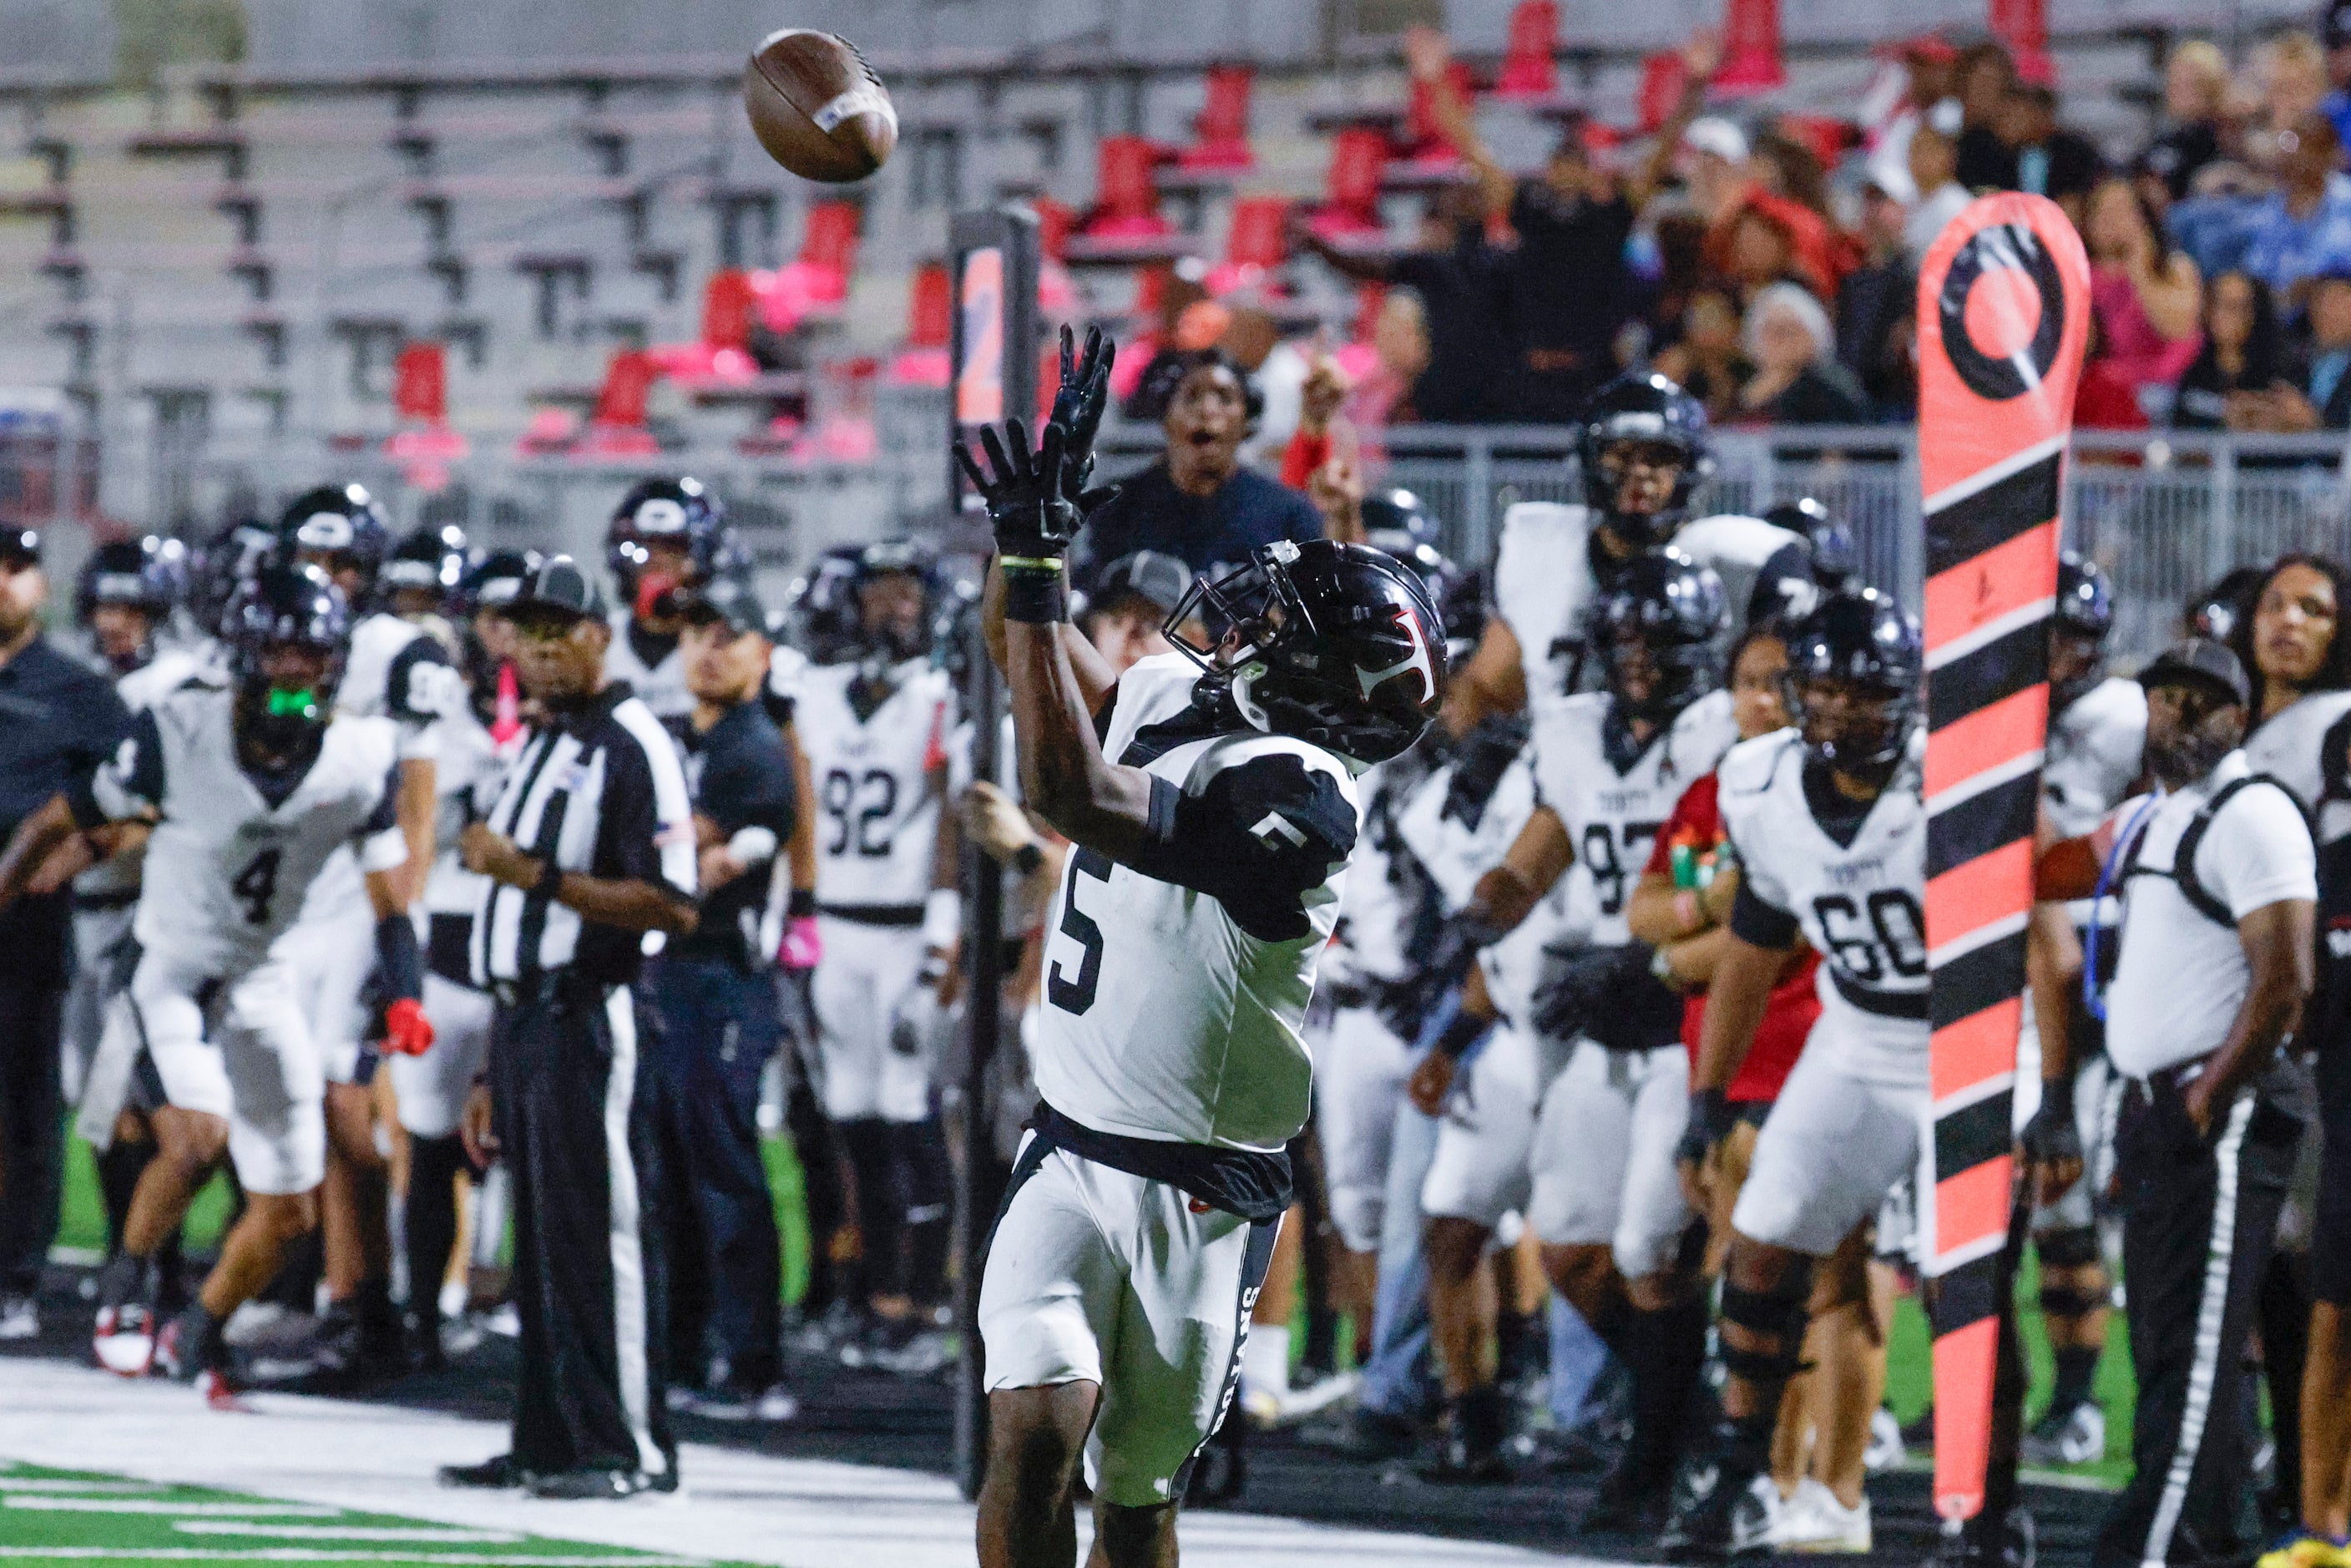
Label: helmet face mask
xmin=276 ymin=485 xmax=390 ymax=606
xmin=1167 ymin=539 xmax=1448 ymax=766
xmin=848 ymin=540 xmax=938 ymax=666
xmin=225 ymin=565 xmax=351 ymax=763
xmin=1577 ymin=372 xmax=1711 ymax=544
xmin=78 ymin=536 xmax=185 ymax=667
xmin=2050 ymin=553 xmax=2115 ymax=711
xmin=1788 ymin=674 xmax=1913 ymax=781
xmin=1591 ymin=549 xmax=1727 ymax=723
xmin=607 ymin=478 xmax=723 ymax=615
xmin=1782 ymin=589 xmax=1923 ymax=786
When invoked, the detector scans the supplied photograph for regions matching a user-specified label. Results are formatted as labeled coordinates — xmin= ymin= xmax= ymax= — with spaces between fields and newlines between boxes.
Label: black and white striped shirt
xmin=469 ymin=681 xmax=696 ymax=987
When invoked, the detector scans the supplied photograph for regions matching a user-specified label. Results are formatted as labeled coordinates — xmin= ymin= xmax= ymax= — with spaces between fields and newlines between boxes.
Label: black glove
xmin=1050 ymin=324 xmax=1117 ymax=508
xmin=1440 ymin=716 xmax=1529 ymax=831
xmin=1677 ymin=1086 xmax=1737 ymax=1171
xmin=1372 ymin=913 xmax=1503 ymax=1044
xmin=954 ymin=417 xmax=1080 ymax=560
xmin=1531 ymin=942 xmax=1661 ymax=1045
xmin=2020 ymin=1076 xmax=2084 ymax=1171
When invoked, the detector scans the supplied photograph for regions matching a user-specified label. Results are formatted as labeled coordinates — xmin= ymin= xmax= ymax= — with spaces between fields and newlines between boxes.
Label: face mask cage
xmin=1165 ymin=543 xmax=1312 ymax=675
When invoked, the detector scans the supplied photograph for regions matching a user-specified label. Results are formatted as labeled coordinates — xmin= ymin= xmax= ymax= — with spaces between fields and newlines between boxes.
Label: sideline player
xmin=388 ymin=548 xmax=535 ymax=1366
xmin=273 ymin=485 xmax=459 ymax=1379
xmin=1413 ymin=550 xmax=1740 ymax=1501
xmin=2017 ymin=555 xmax=2145 ymax=1468
xmin=793 ymin=538 xmax=963 ymax=1368
xmin=63 ymin=538 xmax=205 ymax=1262
xmin=957 ymin=349 xmax=1447 ymax=1563
xmin=1656 ymin=591 xmax=2011 ymax=1562
xmin=604 ymin=477 xmax=726 ymax=722
xmin=0 ymin=564 xmax=428 ymax=1403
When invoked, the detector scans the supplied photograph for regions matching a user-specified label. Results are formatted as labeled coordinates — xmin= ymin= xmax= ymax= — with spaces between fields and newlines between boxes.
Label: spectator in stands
xmin=1999 ymin=83 xmax=2107 ymax=223
xmin=1906 ymin=104 xmax=1974 ymax=262
xmin=1348 ymin=292 xmax=1428 ymax=438
xmin=2141 ymin=40 xmax=2233 ymax=203
xmin=2172 ymin=270 xmax=2290 ymax=431
xmin=1954 ymin=42 xmax=2020 ymax=190
xmin=1752 ymin=126 xmax=1835 ymax=225
xmin=1838 ymin=174 xmax=1919 ymax=417
xmin=1642 ymin=213 xmax=1714 ymax=361
xmin=1710 ymin=190 xmax=1840 ymax=306
xmin=1736 ymin=281 xmax=1872 ymax=424
xmin=2086 ymin=177 xmax=2205 ymax=406
xmin=2326 ymin=0 xmax=2351 ymax=148
xmin=1682 ymin=112 xmax=1755 ymax=229
xmin=1226 ymin=307 xmax=1312 ymax=469
xmin=1067 ymin=349 xmax=1325 ymax=595
xmin=2267 ymin=266 xmax=2351 ymax=429
xmin=2075 ymin=316 xmax=2156 ymax=430
xmin=2238 ymin=113 xmax=2351 ymax=309
xmin=1654 ymin=282 xmax=1755 ymax=424
xmin=2248 ymin=33 xmax=2333 ymax=179
xmin=1294 ymin=185 xmax=1516 ymax=425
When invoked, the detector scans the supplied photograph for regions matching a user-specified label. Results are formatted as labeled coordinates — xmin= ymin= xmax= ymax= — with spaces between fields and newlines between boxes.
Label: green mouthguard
xmin=264 ymin=687 xmax=321 ymax=721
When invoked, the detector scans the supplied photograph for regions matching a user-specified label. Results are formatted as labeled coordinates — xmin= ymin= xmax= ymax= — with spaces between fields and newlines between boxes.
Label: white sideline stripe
xmin=0 ymin=1479 xmax=166 ymax=1493
xmin=5 ymin=1499 xmax=341 ymax=1516
xmin=1922 ymin=432 xmax=2068 ymax=515
xmin=0 ymin=1553 xmax=706 ymax=1565
xmin=174 ymin=1521 xmax=522 ymax=1542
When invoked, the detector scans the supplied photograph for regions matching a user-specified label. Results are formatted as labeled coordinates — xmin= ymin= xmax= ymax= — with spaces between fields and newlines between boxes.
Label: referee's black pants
xmin=2093 ymin=1068 xmax=2305 ymax=1568
xmin=490 ymin=975 xmax=678 ymax=1481
xmin=0 ymin=898 xmax=69 ymax=1301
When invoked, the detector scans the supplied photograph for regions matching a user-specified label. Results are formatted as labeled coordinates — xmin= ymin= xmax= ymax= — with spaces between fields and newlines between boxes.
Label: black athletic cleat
xmin=1415 ymin=1388 xmax=1510 ymax=1484
xmin=1656 ymin=1456 xmax=1775 ymax=1560
xmin=1928 ymin=1505 xmax=2036 ymax=1568
xmin=1582 ymin=1453 xmax=1671 ymax=1535
xmin=1297 ymin=1405 xmax=1421 ymax=1462
xmin=526 ymin=1467 xmax=652 ymax=1501
xmin=439 ymin=1454 xmax=528 ymax=1490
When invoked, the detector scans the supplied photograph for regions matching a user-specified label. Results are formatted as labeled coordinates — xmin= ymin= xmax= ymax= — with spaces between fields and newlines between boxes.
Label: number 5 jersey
xmin=67 ymin=685 xmax=407 ymax=978
xmin=1716 ymin=727 xmax=1929 ymax=1086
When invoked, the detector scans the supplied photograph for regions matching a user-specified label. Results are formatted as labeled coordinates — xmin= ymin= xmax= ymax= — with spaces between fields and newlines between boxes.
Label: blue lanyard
xmin=2084 ymin=793 xmax=2164 ymax=1022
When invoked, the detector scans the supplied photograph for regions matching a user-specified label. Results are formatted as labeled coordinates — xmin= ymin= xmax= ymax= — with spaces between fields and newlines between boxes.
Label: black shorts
xmin=2313 ymin=1050 xmax=2351 ymax=1304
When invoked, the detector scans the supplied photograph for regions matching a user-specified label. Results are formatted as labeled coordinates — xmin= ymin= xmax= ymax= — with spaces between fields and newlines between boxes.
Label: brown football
xmin=743 ymin=29 xmax=897 ymax=184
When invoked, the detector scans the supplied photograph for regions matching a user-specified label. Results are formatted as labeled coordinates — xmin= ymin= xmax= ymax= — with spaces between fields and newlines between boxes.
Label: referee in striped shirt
xmin=440 ymin=556 xmax=700 ymax=1501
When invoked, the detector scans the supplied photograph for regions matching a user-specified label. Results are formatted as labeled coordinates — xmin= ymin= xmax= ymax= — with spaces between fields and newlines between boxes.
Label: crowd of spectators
xmin=1246 ymin=0 xmax=2351 ymax=444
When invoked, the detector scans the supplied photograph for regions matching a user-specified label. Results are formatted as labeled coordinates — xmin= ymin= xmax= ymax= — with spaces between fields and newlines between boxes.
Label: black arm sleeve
xmin=65 ymin=708 xmax=164 ymax=830
xmin=375 ymin=913 xmax=422 ymax=1004
xmin=1730 ymin=878 xmax=1802 ymax=949
xmin=1125 ymin=752 xmax=1358 ymax=942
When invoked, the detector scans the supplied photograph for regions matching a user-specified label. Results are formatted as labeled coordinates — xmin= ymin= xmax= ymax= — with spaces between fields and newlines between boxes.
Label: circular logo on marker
xmin=1937 ymin=222 xmax=2065 ymax=402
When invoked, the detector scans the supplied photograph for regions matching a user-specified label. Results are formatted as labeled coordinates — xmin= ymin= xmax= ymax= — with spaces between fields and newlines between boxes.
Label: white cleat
xmin=1778 ymin=1477 xmax=1873 ymax=1554
xmin=92 ymin=1303 xmax=154 ymax=1377
xmin=1863 ymin=1406 xmax=1908 ymax=1474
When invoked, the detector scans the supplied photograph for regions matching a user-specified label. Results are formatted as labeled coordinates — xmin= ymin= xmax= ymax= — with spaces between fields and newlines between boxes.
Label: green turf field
xmin=53 ymin=1127 xmax=2136 ymax=1483
xmin=0 ymin=1462 xmax=759 ymax=1566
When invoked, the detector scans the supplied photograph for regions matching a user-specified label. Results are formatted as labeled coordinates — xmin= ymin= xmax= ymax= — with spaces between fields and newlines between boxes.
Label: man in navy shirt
xmin=1070 ymin=352 xmax=1326 ymax=599
xmin=0 ymin=527 xmax=134 ymax=1339
xmin=650 ymin=575 xmax=800 ymax=1421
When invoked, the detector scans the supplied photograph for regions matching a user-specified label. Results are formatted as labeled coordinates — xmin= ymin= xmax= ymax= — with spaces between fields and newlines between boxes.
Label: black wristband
xmin=1001 ymin=563 xmax=1069 ymax=624
xmin=788 ymin=888 xmax=817 ymax=919
xmin=1013 ymin=842 xmax=1044 ymax=875
xmin=1434 ymin=1006 xmax=1487 ymax=1060
xmin=538 ymin=864 xmax=562 ymax=904
xmin=2040 ymin=1072 xmax=2075 ymax=1122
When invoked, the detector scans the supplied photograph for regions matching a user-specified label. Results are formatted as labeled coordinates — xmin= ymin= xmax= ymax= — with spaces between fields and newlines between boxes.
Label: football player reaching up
xmin=957 ymin=330 xmax=1446 ymax=1568
xmin=1654 ymin=592 xmax=1992 ymax=1563
xmin=0 ymin=565 xmax=428 ymax=1404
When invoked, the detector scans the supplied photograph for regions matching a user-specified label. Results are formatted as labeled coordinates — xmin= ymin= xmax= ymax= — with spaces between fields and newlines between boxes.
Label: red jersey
xmin=1645 ymin=771 xmax=1820 ymax=1104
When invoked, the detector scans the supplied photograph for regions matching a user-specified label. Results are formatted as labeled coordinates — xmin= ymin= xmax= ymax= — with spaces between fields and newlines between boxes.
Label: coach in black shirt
xmin=1071 ymin=351 xmax=1325 ymax=599
xmin=648 ymin=576 xmax=799 ymax=1421
xmin=0 ymin=527 xmax=132 ymax=1338
xmin=447 ymin=556 xmax=699 ymax=1501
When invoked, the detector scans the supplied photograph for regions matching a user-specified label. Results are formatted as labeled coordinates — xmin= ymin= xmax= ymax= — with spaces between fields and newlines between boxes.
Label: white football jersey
xmin=1718 ymin=729 xmax=1929 ymax=1086
xmin=341 ymin=611 xmax=461 ymax=761
xmin=2244 ymin=689 xmax=2351 ymax=843
xmin=1326 ymin=761 xmax=1414 ymax=989
xmin=605 ymin=610 xmax=692 ymax=721
xmin=1531 ymin=688 xmax=1740 ymax=946
xmin=77 ymin=690 xmax=406 ymax=974
xmin=75 ymin=646 xmax=213 ymax=901
xmin=1031 ymin=654 xmax=1361 ymax=1151
xmin=2043 ymin=676 xmax=2146 ymax=839
xmin=422 ymin=699 xmax=518 ymax=919
xmin=793 ymin=658 xmax=952 ymax=909
xmin=1490 ymin=503 xmax=1806 ymax=705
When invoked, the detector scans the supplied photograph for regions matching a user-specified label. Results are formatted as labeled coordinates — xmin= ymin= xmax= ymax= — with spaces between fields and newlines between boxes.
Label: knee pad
xmin=2036 ymin=1225 xmax=2101 ymax=1271
xmin=1718 ymin=1271 xmax=1812 ymax=1385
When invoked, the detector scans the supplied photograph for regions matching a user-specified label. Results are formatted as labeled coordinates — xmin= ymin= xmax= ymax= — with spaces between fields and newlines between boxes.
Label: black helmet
xmin=1169 ymin=539 xmax=1448 ymax=765
xmin=458 ymin=548 xmax=542 ymax=616
xmin=848 ymin=538 xmax=941 ymax=664
xmin=2187 ymin=566 xmax=2264 ymax=645
xmin=1762 ymin=497 xmax=1859 ymax=593
xmin=1576 ymin=371 xmax=1711 ymax=545
xmin=2052 ymin=552 xmax=2115 ymax=711
xmin=225 ymin=563 xmax=352 ymax=754
xmin=1360 ymin=488 xmax=1440 ymax=557
xmin=607 ymin=477 xmax=723 ymax=604
xmin=1590 ymin=548 xmax=1728 ymax=721
xmin=276 ymin=483 xmax=392 ymax=599
xmin=383 ymin=524 xmax=469 ymax=614
xmin=1784 ymin=588 xmax=1922 ymax=783
xmin=77 ymin=535 xmax=185 ymax=628
xmin=189 ymin=518 xmax=277 ymax=639
xmin=788 ymin=546 xmax=867 ymax=665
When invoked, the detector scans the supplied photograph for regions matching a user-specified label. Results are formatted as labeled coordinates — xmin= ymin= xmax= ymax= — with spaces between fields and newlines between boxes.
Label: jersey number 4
xmin=232 ymin=847 xmax=282 ymax=926
xmin=1811 ymin=890 xmax=1929 ymax=983
xmin=1047 ymin=847 xmax=1113 ymax=1015
xmin=822 ymin=767 xmax=898 ymax=858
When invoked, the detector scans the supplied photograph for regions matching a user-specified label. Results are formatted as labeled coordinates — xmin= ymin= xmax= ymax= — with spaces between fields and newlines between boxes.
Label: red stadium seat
xmin=1308 ymin=127 xmax=1388 ymax=241
xmin=1206 ymin=194 xmax=1289 ymax=296
xmin=889 ymin=262 xmax=953 ymax=387
xmin=1494 ymin=2 xmax=1560 ymax=99
xmin=1178 ymin=64 xmax=1256 ymax=172
xmin=1398 ymin=62 xmax=1474 ymax=166
xmin=1081 ymin=134 xmax=1174 ymax=240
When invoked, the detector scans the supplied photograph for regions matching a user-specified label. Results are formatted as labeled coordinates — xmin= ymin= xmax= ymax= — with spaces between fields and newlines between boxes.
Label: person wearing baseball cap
xmin=1079 ymin=550 xmax=1199 ymax=675
xmin=2034 ymin=635 xmax=2317 ymax=1568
